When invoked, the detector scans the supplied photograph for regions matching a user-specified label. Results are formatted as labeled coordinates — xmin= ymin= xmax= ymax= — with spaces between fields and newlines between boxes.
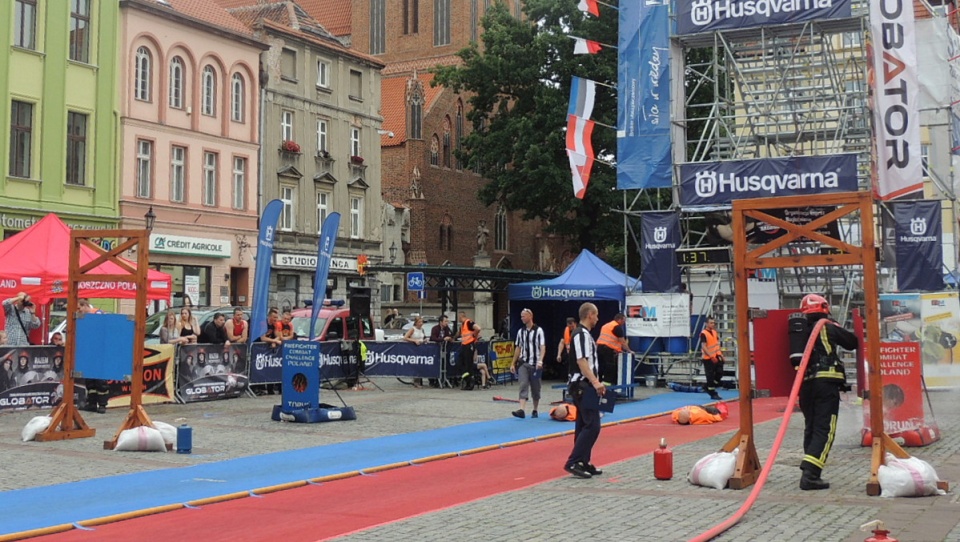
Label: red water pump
xmin=861 ymin=520 xmax=898 ymax=542
xmin=654 ymin=437 xmax=673 ymax=480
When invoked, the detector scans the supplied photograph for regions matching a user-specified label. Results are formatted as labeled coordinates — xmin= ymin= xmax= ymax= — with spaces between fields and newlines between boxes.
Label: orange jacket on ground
xmin=671 ymin=405 xmax=726 ymax=425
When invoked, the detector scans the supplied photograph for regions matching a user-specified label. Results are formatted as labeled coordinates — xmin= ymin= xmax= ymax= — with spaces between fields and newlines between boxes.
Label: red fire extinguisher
xmin=654 ymin=437 xmax=673 ymax=480
xmin=861 ymin=520 xmax=898 ymax=542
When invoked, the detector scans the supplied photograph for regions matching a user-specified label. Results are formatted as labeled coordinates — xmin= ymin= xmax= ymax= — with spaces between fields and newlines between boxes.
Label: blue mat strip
xmin=0 ymin=390 xmax=733 ymax=535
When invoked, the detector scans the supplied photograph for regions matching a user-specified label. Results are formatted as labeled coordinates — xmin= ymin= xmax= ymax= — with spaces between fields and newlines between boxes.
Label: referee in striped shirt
xmin=510 ymin=308 xmax=545 ymax=419
xmin=564 ymin=302 xmax=606 ymax=479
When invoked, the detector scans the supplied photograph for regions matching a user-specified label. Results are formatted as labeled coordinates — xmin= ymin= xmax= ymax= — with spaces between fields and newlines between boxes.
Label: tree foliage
xmin=432 ymin=0 xmax=620 ymax=253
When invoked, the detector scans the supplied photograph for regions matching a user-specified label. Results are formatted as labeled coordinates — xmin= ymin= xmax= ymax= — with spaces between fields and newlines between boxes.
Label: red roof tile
xmin=380 ymin=72 xmax=445 ymax=147
xmin=298 ymin=0 xmax=352 ymax=37
xmin=148 ymin=0 xmax=253 ymax=36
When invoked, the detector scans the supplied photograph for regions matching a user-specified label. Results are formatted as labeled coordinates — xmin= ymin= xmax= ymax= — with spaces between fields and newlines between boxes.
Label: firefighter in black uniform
xmin=791 ymin=294 xmax=859 ymax=491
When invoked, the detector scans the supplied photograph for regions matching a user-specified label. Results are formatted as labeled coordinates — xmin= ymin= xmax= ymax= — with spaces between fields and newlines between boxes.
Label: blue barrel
xmin=666 ymin=337 xmax=689 ymax=354
xmin=177 ymin=424 xmax=193 ymax=454
xmin=633 ymin=337 xmax=662 ymax=354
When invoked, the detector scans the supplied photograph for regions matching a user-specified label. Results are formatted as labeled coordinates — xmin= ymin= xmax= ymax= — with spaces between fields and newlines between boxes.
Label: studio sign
xmin=677 ymin=0 xmax=852 ymax=34
xmin=679 ymin=154 xmax=859 ymax=207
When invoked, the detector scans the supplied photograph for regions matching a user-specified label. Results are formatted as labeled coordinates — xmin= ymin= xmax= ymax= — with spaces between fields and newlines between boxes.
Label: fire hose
xmin=688 ymin=318 xmax=829 ymax=542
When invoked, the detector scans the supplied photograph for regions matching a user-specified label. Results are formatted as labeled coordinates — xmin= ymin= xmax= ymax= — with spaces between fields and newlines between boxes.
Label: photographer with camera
xmin=3 ymin=292 xmax=41 ymax=346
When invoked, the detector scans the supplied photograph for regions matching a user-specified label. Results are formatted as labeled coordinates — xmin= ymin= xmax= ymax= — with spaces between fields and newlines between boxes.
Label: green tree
xmin=433 ymin=0 xmax=621 ymax=253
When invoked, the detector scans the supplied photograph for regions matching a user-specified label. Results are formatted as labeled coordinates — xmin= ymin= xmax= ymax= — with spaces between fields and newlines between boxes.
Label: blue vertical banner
xmin=249 ymin=199 xmax=284 ymax=345
xmin=895 ymin=201 xmax=945 ymax=292
xmin=640 ymin=211 xmax=681 ymax=292
xmin=617 ymin=0 xmax=672 ymax=190
xmin=310 ymin=212 xmax=341 ymax=340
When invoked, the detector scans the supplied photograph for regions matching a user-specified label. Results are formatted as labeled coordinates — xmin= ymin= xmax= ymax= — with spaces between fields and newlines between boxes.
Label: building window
xmin=370 ymin=0 xmax=386 ymax=55
xmin=434 ymin=0 xmax=451 ymax=46
xmin=232 ymin=157 xmax=246 ymax=210
xmin=280 ymin=185 xmax=295 ymax=231
xmin=350 ymin=196 xmax=363 ymax=238
xmin=135 ymin=47 xmax=152 ymax=102
xmin=495 ymin=204 xmax=507 ymax=251
xmin=14 ymin=0 xmax=37 ymax=50
xmin=409 ymin=95 xmax=423 ymax=140
xmin=430 ymin=135 xmax=439 ymax=166
xmin=169 ymin=57 xmax=184 ymax=109
xmin=922 ymin=144 xmax=931 ymax=179
xmin=136 ymin=139 xmax=152 ymax=197
xmin=403 ymin=0 xmax=419 ymax=34
xmin=515 ymin=0 xmax=522 ymax=17
xmin=9 ymin=101 xmax=33 ymax=178
xmin=69 ymin=0 xmax=91 ymax=63
xmin=170 ymin=146 xmax=185 ymax=203
xmin=203 ymin=151 xmax=217 ymax=206
xmin=842 ymin=32 xmax=862 ymax=48
xmin=317 ymin=118 xmax=328 ymax=152
xmin=316 ymin=59 xmax=329 ymax=88
xmin=349 ymin=70 xmax=363 ymax=100
xmin=66 ymin=112 xmax=88 ymax=186
xmin=316 ymin=191 xmax=330 ymax=233
xmin=442 ymin=118 xmax=452 ymax=168
xmin=281 ymin=110 xmax=294 ymax=142
xmin=202 ymin=65 xmax=216 ymax=116
xmin=471 ymin=0 xmax=479 ymax=43
xmin=439 ymin=218 xmax=453 ymax=250
xmin=351 ymin=127 xmax=361 ymax=157
xmin=456 ymin=101 xmax=464 ymax=170
xmin=231 ymin=73 xmax=244 ymax=122
xmin=280 ymin=48 xmax=296 ymax=80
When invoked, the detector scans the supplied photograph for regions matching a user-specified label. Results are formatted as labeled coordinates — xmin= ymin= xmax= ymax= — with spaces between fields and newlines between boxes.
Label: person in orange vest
xmin=555 ymin=317 xmax=577 ymax=371
xmin=549 ymin=403 xmax=577 ymax=421
xmin=457 ymin=311 xmax=488 ymax=389
xmin=595 ymin=313 xmax=632 ymax=384
xmin=700 ymin=316 xmax=724 ymax=401
xmin=671 ymin=403 xmax=728 ymax=425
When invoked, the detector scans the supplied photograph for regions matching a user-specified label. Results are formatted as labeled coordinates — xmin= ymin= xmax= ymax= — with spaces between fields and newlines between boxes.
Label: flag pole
xmin=567 ymin=35 xmax=618 ymax=49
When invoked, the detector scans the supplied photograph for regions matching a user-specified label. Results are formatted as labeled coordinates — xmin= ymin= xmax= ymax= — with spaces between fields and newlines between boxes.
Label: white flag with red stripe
xmin=566 ymin=115 xmax=596 ymax=199
xmin=578 ymin=0 xmax=600 ymax=17
xmin=572 ymin=37 xmax=603 ymax=55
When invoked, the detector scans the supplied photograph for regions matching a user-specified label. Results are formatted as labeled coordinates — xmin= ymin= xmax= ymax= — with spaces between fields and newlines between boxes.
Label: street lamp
xmin=389 ymin=241 xmax=398 ymax=264
xmin=144 ymin=206 xmax=156 ymax=231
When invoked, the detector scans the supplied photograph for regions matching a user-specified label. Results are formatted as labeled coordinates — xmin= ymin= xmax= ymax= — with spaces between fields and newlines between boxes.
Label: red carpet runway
xmin=32 ymin=399 xmax=786 ymax=542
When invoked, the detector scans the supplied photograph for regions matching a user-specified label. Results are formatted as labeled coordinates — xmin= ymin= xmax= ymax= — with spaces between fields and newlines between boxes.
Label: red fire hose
xmin=688 ymin=319 xmax=828 ymax=542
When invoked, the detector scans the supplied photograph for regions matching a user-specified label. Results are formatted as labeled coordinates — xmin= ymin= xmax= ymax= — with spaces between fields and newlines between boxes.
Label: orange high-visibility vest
xmin=563 ymin=326 xmax=572 ymax=346
xmin=596 ymin=321 xmax=623 ymax=352
xmin=701 ymin=328 xmax=721 ymax=360
xmin=461 ymin=320 xmax=477 ymax=345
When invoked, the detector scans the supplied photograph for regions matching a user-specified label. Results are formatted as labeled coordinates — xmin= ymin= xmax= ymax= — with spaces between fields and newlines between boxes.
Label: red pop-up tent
xmin=0 ymin=213 xmax=172 ymax=304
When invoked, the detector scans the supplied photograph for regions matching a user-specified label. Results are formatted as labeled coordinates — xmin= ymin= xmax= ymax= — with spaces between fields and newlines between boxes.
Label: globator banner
xmin=679 ymin=153 xmax=858 ymax=207
xmin=676 ymin=0 xmax=852 ymax=35
xmin=176 ymin=344 xmax=249 ymax=403
xmin=625 ymin=294 xmax=691 ymax=338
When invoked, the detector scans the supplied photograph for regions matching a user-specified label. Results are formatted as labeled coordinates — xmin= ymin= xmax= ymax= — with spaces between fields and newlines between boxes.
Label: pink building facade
xmin=118 ymin=0 xmax=267 ymax=310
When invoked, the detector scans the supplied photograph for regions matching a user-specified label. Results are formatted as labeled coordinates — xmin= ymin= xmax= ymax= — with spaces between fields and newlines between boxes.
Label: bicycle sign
xmin=406 ymin=272 xmax=425 ymax=291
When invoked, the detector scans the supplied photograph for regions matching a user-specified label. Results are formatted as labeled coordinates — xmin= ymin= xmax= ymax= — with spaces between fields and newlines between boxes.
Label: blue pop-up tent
xmin=506 ymin=251 xmax=639 ymax=377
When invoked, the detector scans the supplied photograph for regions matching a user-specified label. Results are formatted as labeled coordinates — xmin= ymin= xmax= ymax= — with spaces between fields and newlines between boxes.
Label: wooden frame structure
xmin=723 ymin=191 xmax=907 ymax=495
xmin=36 ymin=229 xmax=157 ymax=450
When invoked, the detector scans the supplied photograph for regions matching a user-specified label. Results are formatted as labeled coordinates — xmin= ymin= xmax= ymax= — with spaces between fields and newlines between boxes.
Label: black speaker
xmin=349 ymin=286 xmax=371 ymax=321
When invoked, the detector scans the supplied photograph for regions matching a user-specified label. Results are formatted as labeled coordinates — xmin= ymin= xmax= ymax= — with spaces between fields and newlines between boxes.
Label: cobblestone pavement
xmin=1 ymin=383 xmax=958 ymax=541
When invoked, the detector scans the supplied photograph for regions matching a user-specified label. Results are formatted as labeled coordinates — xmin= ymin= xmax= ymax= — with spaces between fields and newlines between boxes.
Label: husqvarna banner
xmin=640 ymin=212 xmax=681 ymax=293
xmin=617 ymin=0 xmax=672 ymax=190
xmin=249 ymin=199 xmax=284 ymax=346
xmin=870 ymin=0 xmax=922 ymax=200
xmin=895 ymin=201 xmax=944 ymax=292
xmin=679 ymin=153 xmax=858 ymax=207
xmin=358 ymin=342 xmax=442 ymax=379
xmin=676 ymin=0 xmax=851 ymax=35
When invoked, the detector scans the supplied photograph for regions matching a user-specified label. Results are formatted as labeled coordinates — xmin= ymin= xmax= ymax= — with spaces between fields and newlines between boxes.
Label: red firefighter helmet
xmin=800 ymin=294 xmax=830 ymax=315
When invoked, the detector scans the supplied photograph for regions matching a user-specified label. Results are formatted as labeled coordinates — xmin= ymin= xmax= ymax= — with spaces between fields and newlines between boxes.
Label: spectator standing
xmin=277 ymin=308 xmax=296 ymax=340
xmin=564 ymin=302 xmax=605 ymax=479
xmin=177 ymin=308 xmax=199 ymax=344
xmin=198 ymin=313 xmax=231 ymax=345
xmin=404 ymin=317 xmax=428 ymax=388
xmin=160 ymin=311 xmax=188 ymax=345
xmin=430 ymin=315 xmax=454 ymax=388
xmin=225 ymin=308 xmax=248 ymax=343
xmin=511 ymin=308 xmax=545 ymax=418
xmin=2 ymin=292 xmax=40 ymax=346
xmin=259 ymin=308 xmax=283 ymax=348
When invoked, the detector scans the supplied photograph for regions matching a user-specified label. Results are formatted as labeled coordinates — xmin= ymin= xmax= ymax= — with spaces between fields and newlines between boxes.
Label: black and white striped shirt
xmin=570 ymin=325 xmax=598 ymax=383
xmin=514 ymin=324 xmax=545 ymax=365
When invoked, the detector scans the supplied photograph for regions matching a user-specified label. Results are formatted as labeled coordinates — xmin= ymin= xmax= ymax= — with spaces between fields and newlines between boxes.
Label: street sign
xmin=406 ymin=272 xmax=425 ymax=292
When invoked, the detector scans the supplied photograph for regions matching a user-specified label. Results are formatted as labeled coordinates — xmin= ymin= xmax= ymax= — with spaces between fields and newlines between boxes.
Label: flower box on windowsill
xmin=350 ymin=155 xmax=364 ymax=165
xmin=317 ymin=150 xmax=332 ymax=160
xmin=280 ymin=140 xmax=302 ymax=154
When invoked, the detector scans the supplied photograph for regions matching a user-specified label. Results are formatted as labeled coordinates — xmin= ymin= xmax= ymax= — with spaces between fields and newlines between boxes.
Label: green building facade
xmin=1 ymin=0 xmax=120 ymax=236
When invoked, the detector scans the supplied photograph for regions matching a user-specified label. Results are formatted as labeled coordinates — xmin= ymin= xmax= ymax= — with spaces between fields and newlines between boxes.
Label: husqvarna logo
xmin=654 ymin=226 xmax=668 ymax=243
xmin=532 ymin=286 xmax=543 ymax=299
xmin=690 ymin=0 xmax=713 ymax=25
xmin=910 ymin=217 xmax=927 ymax=236
xmin=695 ymin=170 xmax=718 ymax=197
xmin=265 ymin=226 xmax=274 ymax=242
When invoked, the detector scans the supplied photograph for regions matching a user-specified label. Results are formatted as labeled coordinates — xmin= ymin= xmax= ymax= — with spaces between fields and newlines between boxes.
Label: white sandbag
xmin=878 ymin=453 xmax=945 ymax=498
xmin=21 ymin=416 xmax=52 ymax=442
xmin=151 ymin=421 xmax=177 ymax=447
xmin=688 ymin=448 xmax=739 ymax=490
xmin=115 ymin=425 xmax=167 ymax=452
